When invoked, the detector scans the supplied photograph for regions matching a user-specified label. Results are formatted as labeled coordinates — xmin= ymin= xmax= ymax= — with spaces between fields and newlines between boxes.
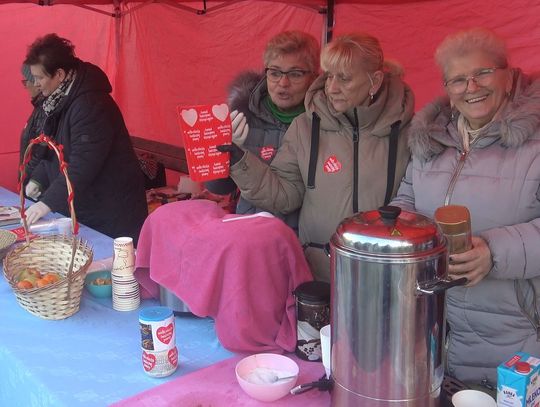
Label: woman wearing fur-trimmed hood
xmin=392 ymin=28 xmax=540 ymax=386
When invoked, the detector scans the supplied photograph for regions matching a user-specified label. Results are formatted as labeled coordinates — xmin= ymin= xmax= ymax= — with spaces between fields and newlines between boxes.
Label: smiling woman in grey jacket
xmin=392 ymin=28 xmax=540 ymax=386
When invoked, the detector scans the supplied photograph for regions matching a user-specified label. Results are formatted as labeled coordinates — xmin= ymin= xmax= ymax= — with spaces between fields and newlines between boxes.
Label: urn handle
xmin=416 ymin=277 xmax=468 ymax=295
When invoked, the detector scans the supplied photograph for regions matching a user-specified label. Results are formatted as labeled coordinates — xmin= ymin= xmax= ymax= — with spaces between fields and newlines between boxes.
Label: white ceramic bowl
xmin=235 ymin=353 xmax=299 ymax=402
xmin=452 ymin=389 xmax=497 ymax=407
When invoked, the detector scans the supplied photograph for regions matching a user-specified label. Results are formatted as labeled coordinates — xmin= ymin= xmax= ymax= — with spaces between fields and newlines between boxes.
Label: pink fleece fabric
xmin=135 ymin=200 xmax=313 ymax=353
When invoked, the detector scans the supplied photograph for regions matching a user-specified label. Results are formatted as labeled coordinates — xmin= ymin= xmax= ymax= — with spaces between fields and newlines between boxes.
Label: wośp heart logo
xmin=157 ymin=323 xmax=174 ymax=345
xmin=181 ymin=109 xmax=198 ymax=127
xmin=212 ymin=104 xmax=229 ymax=122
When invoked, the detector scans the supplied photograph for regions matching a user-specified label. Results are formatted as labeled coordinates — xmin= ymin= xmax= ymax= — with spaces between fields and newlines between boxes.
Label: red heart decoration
xmin=142 ymin=351 xmax=156 ymax=371
xmin=168 ymin=347 xmax=178 ymax=367
xmin=324 ymin=155 xmax=342 ymax=173
xmin=156 ymin=323 xmax=174 ymax=345
xmin=260 ymin=146 xmax=275 ymax=161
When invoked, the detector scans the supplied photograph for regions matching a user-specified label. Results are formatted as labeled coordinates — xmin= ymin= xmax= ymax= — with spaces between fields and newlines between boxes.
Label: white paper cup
xmin=452 ymin=390 xmax=496 ymax=407
xmin=320 ymin=324 xmax=331 ymax=378
xmin=112 ymin=237 xmax=135 ymax=276
xmin=56 ymin=217 xmax=73 ymax=236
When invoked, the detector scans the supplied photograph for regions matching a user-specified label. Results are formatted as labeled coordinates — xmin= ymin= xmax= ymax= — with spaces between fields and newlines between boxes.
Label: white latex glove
xmin=25 ymin=201 xmax=52 ymax=225
xmin=25 ymin=179 xmax=41 ymax=200
xmin=230 ymin=110 xmax=249 ymax=146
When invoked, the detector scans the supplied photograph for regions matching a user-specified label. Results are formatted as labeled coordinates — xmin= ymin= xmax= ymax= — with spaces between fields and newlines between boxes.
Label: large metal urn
xmin=329 ymin=206 xmax=465 ymax=406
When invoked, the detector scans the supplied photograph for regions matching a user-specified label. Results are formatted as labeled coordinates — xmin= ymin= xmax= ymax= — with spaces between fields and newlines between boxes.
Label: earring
xmin=369 ymin=92 xmax=374 ymax=101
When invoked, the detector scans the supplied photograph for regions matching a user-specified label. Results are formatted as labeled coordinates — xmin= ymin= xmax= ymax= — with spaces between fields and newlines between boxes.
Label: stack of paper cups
xmin=139 ymin=306 xmax=178 ymax=377
xmin=111 ymin=237 xmax=140 ymax=311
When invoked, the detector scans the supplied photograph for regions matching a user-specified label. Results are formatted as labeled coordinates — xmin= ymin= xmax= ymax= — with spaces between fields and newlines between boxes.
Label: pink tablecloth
xmin=111 ymin=354 xmax=331 ymax=407
xmin=135 ymin=200 xmax=313 ymax=353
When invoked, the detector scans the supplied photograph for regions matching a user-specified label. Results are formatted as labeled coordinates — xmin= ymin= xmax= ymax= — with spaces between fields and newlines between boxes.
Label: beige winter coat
xmin=230 ymin=72 xmax=415 ymax=280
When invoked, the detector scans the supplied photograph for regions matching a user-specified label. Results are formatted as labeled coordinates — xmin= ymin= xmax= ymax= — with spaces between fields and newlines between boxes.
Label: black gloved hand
xmin=217 ymin=143 xmax=245 ymax=166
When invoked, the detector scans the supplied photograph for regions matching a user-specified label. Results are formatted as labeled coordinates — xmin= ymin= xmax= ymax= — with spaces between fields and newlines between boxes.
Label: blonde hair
xmin=321 ymin=33 xmax=384 ymax=74
xmin=435 ymin=28 xmax=509 ymax=77
xmin=263 ymin=31 xmax=320 ymax=73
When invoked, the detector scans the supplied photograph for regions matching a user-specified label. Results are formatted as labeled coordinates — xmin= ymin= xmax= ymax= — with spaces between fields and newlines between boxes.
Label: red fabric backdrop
xmin=1 ymin=0 xmax=539 ymax=191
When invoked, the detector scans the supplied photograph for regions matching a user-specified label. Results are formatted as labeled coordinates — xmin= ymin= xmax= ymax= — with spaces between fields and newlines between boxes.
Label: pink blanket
xmin=112 ymin=354 xmax=330 ymax=407
xmin=135 ymin=200 xmax=313 ymax=353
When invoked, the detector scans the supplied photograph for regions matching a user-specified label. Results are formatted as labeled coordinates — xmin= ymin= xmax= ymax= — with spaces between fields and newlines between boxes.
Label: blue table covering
xmin=0 ymin=187 xmax=233 ymax=406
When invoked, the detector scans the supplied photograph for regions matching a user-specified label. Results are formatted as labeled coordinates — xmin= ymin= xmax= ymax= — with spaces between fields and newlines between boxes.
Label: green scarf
xmin=265 ymin=96 xmax=305 ymax=124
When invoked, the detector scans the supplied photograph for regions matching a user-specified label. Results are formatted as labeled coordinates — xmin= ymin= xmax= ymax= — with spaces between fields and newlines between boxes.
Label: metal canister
xmin=329 ymin=206 xmax=466 ymax=406
xmin=293 ymin=281 xmax=330 ymax=361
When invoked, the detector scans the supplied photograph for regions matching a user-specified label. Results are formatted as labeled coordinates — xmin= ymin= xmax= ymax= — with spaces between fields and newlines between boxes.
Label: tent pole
xmin=114 ymin=0 xmax=121 ymax=67
xmin=326 ymin=0 xmax=334 ymax=43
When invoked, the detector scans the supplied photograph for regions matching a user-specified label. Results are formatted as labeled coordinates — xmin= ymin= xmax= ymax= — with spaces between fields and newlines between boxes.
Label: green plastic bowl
xmin=85 ymin=270 xmax=112 ymax=298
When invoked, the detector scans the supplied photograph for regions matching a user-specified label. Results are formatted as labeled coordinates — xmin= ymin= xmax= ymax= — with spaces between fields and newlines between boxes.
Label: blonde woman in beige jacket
xmin=221 ymin=33 xmax=415 ymax=281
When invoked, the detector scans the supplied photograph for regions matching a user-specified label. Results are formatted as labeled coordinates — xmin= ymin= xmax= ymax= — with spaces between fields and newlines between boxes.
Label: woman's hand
xmin=448 ymin=236 xmax=493 ymax=286
xmin=24 ymin=201 xmax=51 ymax=225
xmin=25 ymin=180 xmax=41 ymax=200
xmin=230 ymin=110 xmax=249 ymax=146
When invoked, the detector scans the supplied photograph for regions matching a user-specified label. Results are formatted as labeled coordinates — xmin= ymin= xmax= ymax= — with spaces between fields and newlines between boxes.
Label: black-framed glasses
xmin=265 ymin=68 xmax=311 ymax=84
xmin=444 ymin=67 xmax=505 ymax=95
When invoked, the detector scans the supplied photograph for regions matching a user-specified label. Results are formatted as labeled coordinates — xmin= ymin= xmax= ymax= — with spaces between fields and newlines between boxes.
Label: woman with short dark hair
xmin=23 ymin=33 xmax=147 ymax=243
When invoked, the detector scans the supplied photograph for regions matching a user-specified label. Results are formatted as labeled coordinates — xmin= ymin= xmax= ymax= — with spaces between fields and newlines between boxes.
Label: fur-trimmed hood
xmin=409 ymin=69 xmax=540 ymax=162
xmin=227 ymin=71 xmax=265 ymax=123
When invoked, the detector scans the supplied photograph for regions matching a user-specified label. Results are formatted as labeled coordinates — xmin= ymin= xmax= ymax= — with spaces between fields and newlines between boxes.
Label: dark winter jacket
xmin=31 ymin=60 xmax=147 ymax=243
xmin=19 ymin=94 xmax=47 ymax=182
xmin=205 ymin=72 xmax=300 ymax=231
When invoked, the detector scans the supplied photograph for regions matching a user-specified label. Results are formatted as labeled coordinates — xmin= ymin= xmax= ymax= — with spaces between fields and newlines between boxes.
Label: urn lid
xmin=331 ymin=206 xmax=443 ymax=255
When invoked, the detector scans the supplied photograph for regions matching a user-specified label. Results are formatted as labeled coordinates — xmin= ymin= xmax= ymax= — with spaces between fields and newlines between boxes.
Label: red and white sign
xmin=177 ymin=103 xmax=232 ymax=182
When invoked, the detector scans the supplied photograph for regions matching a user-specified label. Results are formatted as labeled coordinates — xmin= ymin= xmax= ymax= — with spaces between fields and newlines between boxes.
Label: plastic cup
xmin=320 ymin=324 xmax=331 ymax=378
xmin=56 ymin=217 xmax=73 ymax=236
xmin=451 ymin=389 xmax=496 ymax=407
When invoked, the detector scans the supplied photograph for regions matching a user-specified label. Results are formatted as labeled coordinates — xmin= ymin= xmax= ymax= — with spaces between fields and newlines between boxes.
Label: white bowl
xmin=452 ymin=389 xmax=496 ymax=407
xmin=235 ymin=353 xmax=299 ymax=402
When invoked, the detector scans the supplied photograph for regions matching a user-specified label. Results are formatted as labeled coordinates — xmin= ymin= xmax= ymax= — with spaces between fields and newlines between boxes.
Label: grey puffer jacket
xmin=205 ymin=72 xmax=299 ymax=230
xmin=392 ymin=69 xmax=540 ymax=384
xmin=231 ymin=72 xmax=414 ymax=281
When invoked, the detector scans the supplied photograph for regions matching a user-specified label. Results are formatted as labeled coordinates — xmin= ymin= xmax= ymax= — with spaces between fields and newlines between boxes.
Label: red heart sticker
xmin=142 ymin=351 xmax=156 ymax=371
xmin=260 ymin=146 xmax=275 ymax=161
xmin=156 ymin=323 xmax=174 ymax=345
xmin=168 ymin=347 xmax=178 ymax=367
xmin=324 ymin=155 xmax=342 ymax=173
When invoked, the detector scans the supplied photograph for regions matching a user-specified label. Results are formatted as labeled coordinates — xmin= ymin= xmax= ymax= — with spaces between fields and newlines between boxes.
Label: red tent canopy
xmin=1 ymin=0 xmax=539 ymax=190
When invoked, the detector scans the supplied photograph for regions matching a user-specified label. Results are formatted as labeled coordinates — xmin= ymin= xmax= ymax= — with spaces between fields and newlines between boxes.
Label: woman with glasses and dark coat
xmin=206 ymin=31 xmax=319 ymax=231
xmin=391 ymin=28 xmax=540 ymax=386
xmin=19 ymin=64 xmax=46 ymax=186
xmin=22 ymin=33 xmax=147 ymax=244
xmin=220 ymin=33 xmax=414 ymax=282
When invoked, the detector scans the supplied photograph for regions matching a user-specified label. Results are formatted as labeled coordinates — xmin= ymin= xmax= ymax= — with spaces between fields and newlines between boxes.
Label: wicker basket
xmin=3 ymin=235 xmax=93 ymax=319
xmin=3 ymin=135 xmax=94 ymax=320
xmin=0 ymin=229 xmax=17 ymax=261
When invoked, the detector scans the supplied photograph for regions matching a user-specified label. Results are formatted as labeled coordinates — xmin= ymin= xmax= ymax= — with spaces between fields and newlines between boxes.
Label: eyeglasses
xmin=265 ymin=68 xmax=311 ymax=84
xmin=444 ymin=67 xmax=505 ymax=95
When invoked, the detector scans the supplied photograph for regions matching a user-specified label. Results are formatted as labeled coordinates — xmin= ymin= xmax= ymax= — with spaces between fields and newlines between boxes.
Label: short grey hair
xmin=435 ymin=28 xmax=509 ymax=77
xmin=263 ymin=31 xmax=320 ymax=74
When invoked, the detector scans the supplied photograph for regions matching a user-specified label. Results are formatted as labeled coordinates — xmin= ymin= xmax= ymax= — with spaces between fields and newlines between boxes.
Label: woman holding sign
xmin=206 ymin=31 xmax=319 ymax=232
xmin=220 ymin=32 xmax=414 ymax=281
